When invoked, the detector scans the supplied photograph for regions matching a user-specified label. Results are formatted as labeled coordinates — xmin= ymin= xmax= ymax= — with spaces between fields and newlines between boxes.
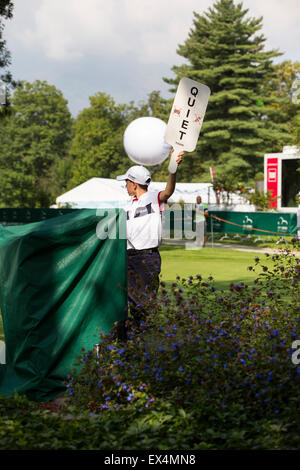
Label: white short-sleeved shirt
xmin=126 ymin=190 xmax=166 ymax=250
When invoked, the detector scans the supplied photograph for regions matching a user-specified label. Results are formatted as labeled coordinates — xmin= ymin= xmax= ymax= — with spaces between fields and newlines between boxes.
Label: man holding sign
xmin=116 ymin=77 xmax=210 ymax=336
xmin=116 ymin=150 xmax=183 ymax=330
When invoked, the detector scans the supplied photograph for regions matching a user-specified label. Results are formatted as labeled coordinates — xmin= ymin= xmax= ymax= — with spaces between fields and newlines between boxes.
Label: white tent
xmin=56 ymin=178 xmax=131 ymax=209
xmin=56 ymin=177 xmax=253 ymax=211
xmin=150 ymin=182 xmax=215 ymax=204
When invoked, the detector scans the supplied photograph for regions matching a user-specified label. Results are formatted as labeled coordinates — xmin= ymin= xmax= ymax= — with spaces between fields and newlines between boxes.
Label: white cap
xmin=116 ymin=165 xmax=151 ymax=186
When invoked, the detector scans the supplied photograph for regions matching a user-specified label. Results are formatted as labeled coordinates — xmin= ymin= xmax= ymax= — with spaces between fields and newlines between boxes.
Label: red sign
xmin=266 ymin=157 xmax=278 ymax=208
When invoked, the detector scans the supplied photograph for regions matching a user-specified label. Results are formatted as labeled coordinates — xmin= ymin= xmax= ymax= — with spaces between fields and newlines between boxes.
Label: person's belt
xmin=127 ymin=247 xmax=159 ymax=255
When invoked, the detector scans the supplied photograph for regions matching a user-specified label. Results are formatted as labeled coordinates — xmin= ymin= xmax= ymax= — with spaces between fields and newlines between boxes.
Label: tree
xmin=68 ymin=91 xmax=169 ymax=188
xmin=264 ymin=60 xmax=300 ymax=126
xmin=69 ymin=92 xmax=130 ymax=188
xmin=0 ymin=80 xmax=73 ymax=207
xmin=292 ymin=113 xmax=300 ymax=147
xmin=265 ymin=60 xmax=300 ymax=150
xmin=0 ymin=0 xmax=15 ymax=111
xmin=164 ymin=0 xmax=291 ymax=183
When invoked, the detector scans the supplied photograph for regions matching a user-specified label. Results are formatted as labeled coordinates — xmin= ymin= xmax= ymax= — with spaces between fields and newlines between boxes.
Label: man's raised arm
xmin=159 ymin=150 xmax=184 ymax=203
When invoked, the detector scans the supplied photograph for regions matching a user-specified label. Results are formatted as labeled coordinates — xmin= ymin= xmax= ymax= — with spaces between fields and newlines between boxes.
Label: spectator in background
xmin=195 ymin=195 xmax=208 ymax=247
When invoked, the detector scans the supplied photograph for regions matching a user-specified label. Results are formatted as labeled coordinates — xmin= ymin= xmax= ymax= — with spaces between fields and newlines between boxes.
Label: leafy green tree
xmin=0 ymin=1 xmax=16 ymax=113
xmin=265 ymin=60 xmax=300 ymax=150
xmin=164 ymin=0 xmax=291 ymax=183
xmin=69 ymin=92 xmax=130 ymax=188
xmin=271 ymin=62 xmax=300 ymax=148
xmin=68 ymin=91 xmax=170 ymax=188
xmin=292 ymin=113 xmax=300 ymax=147
xmin=265 ymin=61 xmax=300 ymax=127
xmin=0 ymin=80 xmax=73 ymax=207
xmin=146 ymin=90 xmax=170 ymax=122
xmin=0 ymin=1 xmax=13 ymax=83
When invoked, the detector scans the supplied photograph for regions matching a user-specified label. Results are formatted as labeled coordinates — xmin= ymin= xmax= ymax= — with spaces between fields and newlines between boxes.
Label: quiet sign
xmin=165 ymin=77 xmax=211 ymax=173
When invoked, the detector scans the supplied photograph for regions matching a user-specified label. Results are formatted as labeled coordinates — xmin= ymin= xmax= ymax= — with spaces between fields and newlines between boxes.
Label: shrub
xmin=65 ymin=245 xmax=300 ymax=423
xmin=1 ymin=244 xmax=300 ymax=450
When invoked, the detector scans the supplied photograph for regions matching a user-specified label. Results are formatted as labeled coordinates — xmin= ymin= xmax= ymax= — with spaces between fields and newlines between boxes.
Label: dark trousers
xmin=127 ymin=249 xmax=161 ymax=324
xmin=115 ymin=249 xmax=161 ymax=340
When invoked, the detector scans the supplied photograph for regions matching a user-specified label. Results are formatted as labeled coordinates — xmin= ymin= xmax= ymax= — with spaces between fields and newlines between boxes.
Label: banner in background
xmin=207 ymin=211 xmax=297 ymax=236
xmin=162 ymin=209 xmax=297 ymax=237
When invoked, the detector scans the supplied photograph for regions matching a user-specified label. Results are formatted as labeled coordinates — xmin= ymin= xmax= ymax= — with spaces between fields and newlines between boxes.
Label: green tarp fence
xmin=162 ymin=209 xmax=298 ymax=237
xmin=0 ymin=207 xmax=76 ymax=224
xmin=207 ymin=211 xmax=298 ymax=236
xmin=0 ymin=208 xmax=297 ymax=237
xmin=0 ymin=209 xmax=127 ymax=402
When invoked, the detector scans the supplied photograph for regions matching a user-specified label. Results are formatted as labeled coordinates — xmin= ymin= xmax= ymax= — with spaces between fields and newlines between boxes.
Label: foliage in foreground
xmin=1 ymin=392 xmax=300 ymax=450
xmin=1 ymin=245 xmax=300 ymax=450
xmin=66 ymin=246 xmax=300 ymax=415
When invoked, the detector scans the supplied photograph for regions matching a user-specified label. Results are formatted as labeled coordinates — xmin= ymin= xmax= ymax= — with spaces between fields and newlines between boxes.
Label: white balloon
xmin=123 ymin=117 xmax=172 ymax=166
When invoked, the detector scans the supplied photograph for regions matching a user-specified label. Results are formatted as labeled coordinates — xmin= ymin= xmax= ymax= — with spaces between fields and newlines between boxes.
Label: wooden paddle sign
xmin=164 ymin=77 xmax=211 ymax=173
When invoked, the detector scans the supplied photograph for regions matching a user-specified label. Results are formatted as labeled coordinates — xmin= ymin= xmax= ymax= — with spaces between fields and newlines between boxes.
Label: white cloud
xmin=242 ymin=0 xmax=300 ymax=60
xmin=6 ymin=0 xmax=208 ymax=63
xmin=6 ymin=0 xmax=300 ymax=66
xmin=3 ymin=0 xmax=300 ymax=115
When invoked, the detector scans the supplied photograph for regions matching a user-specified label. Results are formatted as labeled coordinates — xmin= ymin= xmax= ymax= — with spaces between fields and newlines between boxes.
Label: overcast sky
xmin=3 ymin=0 xmax=300 ymax=116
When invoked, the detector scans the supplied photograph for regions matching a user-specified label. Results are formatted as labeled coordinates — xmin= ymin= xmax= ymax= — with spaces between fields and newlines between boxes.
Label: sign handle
xmin=168 ymin=146 xmax=182 ymax=174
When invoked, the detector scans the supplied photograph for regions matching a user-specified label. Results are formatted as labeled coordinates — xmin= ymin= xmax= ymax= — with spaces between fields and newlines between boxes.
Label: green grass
xmin=160 ymin=244 xmax=260 ymax=290
xmin=210 ymin=233 xmax=296 ymax=249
